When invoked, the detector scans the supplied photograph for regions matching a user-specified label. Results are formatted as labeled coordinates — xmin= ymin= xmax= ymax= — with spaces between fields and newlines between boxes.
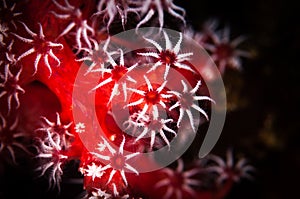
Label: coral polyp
xmin=12 ymin=22 xmax=63 ymax=76
xmin=35 ymin=130 xmax=69 ymax=191
xmin=90 ymin=48 xmax=138 ymax=103
xmin=207 ymin=149 xmax=255 ymax=184
xmin=0 ymin=64 xmax=25 ymax=113
xmin=0 ymin=0 xmax=22 ymax=29
xmin=138 ymin=31 xmax=194 ymax=80
xmin=90 ymin=136 xmax=139 ymax=186
xmin=155 ymin=159 xmax=202 ymax=199
xmin=51 ymin=0 xmax=94 ymax=51
xmin=127 ymin=75 xmax=172 ymax=117
xmin=168 ymin=80 xmax=214 ymax=132
xmin=133 ymin=0 xmax=186 ymax=31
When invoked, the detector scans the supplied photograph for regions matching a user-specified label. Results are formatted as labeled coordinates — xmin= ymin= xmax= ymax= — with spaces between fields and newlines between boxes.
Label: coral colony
xmin=0 ymin=0 xmax=254 ymax=199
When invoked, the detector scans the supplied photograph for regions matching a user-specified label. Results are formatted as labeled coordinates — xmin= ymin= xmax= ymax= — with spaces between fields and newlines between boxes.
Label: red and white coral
xmin=126 ymin=75 xmax=172 ymax=118
xmin=74 ymin=122 xmax=86 ymax=134
xmin=207 ymin=149 xmax=255 ymax=184
xmin=89 ymin=187 xmax=112 ymax=199
xmin=89 ymin=183 xmax=129 ymax=199
xmin=12 ymin=22 xmax=63 ymax=77
xmin=84 ymin=162 xmax=105 ymax=181
xmin=0 ymin=1 xmax=255 ymax=198
xmin=0 ymin=64 xmax=25 ymax=113
xmin=90 ymin=48 xmax=138 ymax=103
xmin=155 ymin=159 xmax=202 ymax=199
xmin=51 ymin=0 xmax=94 ymax=51
xmin=133 ymin=0 xmax=186 ymax=31
xmin=34 ymin=113 xmax=74 ymax=190
xmin=90 ymin=136 xmax=139 ymax=186
xmin=0 ymin=40 xmax=15 ymax=65
xmin=36 ymin=112 xmax=73 ymax=148
xmin=35 ymin=130 xmax=69 ymax=190
xmin=168 ymin=80 xmax=214 ymax=132
xmin=131 ymin=106 xmax=176 ymax=150
xmin=0 ymin=0 xmax=22 ymax=29
xmin=203 ymin=25 xmax=250 ymax=74
xmin=138 ymin=31 xmax=194 ymax=80
xmin=76 ymin=37 xmax=111 ymax=75
xmin=93 ymin=0 xmax=137 ymax=30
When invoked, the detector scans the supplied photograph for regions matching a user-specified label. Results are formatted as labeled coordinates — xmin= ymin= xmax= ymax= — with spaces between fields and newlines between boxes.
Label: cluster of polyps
xmin=35 ymin=112 xmax=73 ymax=190
xmin=92 ymin=0 xmax=186 ymax=32
xmin=85 ymin=30 xmax=213 ymax=150
xmin=189 ymin=19 xmax=251 ymax=75
xmin=0 ymin=0 xmax=253 ymax=198
xmin=73 ymin=29 xmax=214 ymax=197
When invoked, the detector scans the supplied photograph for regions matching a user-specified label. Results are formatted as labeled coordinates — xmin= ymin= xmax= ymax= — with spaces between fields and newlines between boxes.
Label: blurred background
xmin=176 ymin=0 xmax=300 ymax=198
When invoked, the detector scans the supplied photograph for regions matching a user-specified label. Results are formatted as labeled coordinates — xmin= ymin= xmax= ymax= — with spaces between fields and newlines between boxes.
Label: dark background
xmin=176 ymin=0 xmax=300 ymax=198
